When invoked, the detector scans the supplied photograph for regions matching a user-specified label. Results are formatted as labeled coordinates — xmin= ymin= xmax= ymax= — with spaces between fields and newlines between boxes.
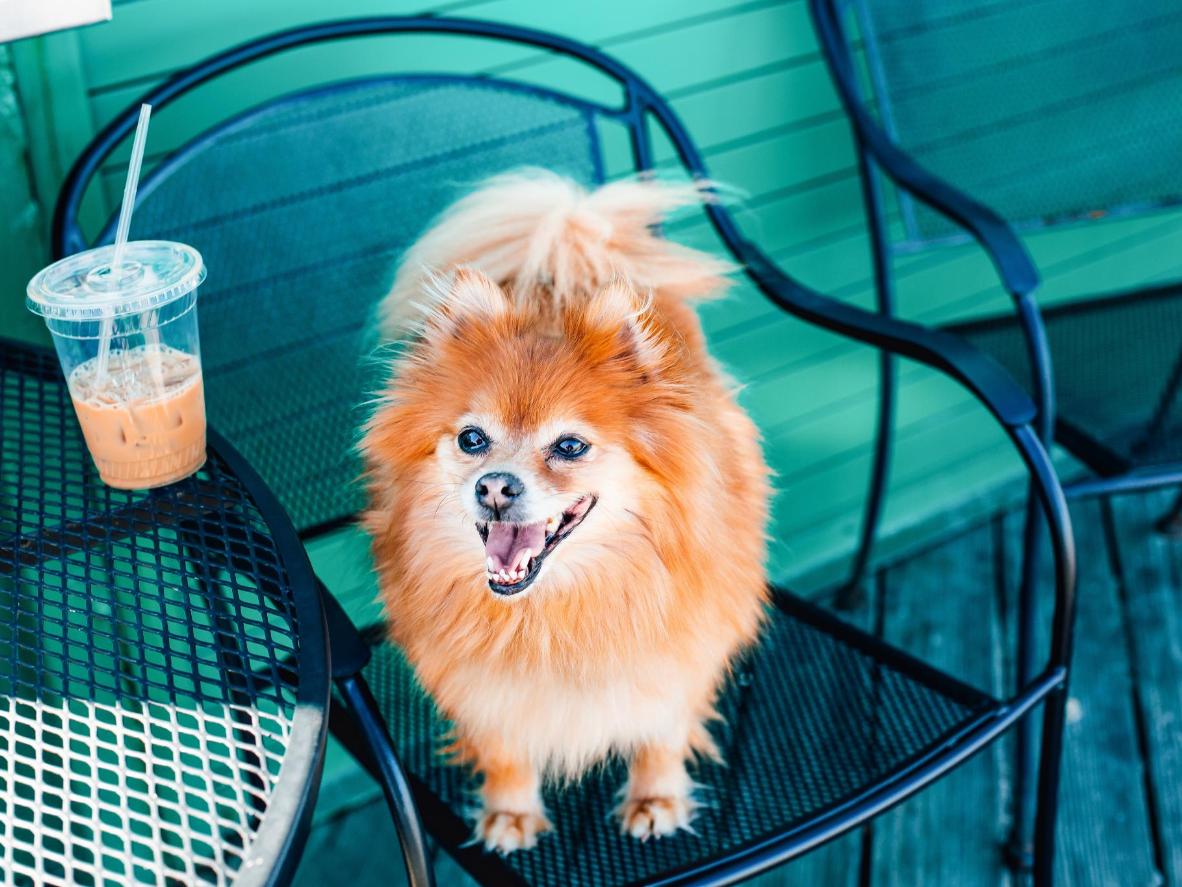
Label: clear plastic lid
xmin=26 ymin=240 xmax=206 ymax=321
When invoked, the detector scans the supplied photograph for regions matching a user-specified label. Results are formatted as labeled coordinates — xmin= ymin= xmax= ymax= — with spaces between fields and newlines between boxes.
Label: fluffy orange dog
xmin=363 ymin=171 xmax=769 ymax=854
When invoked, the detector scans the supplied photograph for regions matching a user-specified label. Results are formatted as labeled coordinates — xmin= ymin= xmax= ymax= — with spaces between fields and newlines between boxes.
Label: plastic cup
xmin=27 ymin=240 xmax=208 ymax=490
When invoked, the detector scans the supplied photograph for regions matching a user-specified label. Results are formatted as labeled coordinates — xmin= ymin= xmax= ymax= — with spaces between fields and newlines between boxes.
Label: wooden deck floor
xmin=292 ymin=488 xmax=1182 ymax=887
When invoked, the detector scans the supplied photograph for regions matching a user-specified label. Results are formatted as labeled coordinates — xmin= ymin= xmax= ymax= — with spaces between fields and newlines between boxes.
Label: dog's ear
xmin=422 ymin=267 xmax=509 ymax=338
xmin=583 ymin=279 xmax=668 ymax=374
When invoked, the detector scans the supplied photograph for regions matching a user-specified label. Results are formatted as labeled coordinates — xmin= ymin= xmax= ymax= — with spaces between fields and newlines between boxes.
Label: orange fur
xmin=362 ymin=171 xmax=769 ymax=850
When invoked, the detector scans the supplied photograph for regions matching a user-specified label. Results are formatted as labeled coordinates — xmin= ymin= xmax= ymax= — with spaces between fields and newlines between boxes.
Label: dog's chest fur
xmin=441 ymin=660 xmax=695 ymax=776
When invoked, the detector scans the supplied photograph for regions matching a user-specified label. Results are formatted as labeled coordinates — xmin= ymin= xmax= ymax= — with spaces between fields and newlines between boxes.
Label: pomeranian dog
xmin=362 ymin=171 xmax=769 ymax=854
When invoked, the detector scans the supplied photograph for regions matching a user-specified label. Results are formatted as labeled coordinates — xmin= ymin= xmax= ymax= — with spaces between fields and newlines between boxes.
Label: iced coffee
xmin=27 ymin=240 xmax=208 ymax=490
xmin=67 ymin=345 xmax=206 ymax=488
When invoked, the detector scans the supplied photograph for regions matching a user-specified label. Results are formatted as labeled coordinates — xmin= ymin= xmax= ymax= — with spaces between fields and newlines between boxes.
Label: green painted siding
xmin=0 ymin=46 xmax=48 ymax=345
xmin=5 ymin=0 xmax=1181 ymax=591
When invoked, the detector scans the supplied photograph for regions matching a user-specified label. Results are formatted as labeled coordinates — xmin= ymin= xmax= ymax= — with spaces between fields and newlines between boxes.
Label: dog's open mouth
xmin=477 ymin=495 xmax=597 ymax=595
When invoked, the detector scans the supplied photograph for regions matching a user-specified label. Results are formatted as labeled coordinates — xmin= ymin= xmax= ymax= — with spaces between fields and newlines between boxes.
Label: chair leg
xmin=317 ymin=588 xmax=436 ymax=887
xmin=335 ymin=673 xmax=436 ymax=887
xmin=1153 ymin=489 xmax=1182 ymax=539
xmin=1032 ymin=687 xmax=1070 ymax=886
xmin=1006 ymin=487 xmax=1042 ymax=873
xmin=837 ymin=349 xmax=894 ymax=611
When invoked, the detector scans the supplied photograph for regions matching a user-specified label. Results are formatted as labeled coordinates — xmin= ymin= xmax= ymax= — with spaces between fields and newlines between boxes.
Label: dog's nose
xmin=475 ymin=472 xmax=525 ymax=513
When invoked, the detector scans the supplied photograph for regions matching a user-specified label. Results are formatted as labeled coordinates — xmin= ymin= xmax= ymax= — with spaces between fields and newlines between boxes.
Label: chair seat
xmin=948 ymin=283 xmax=1182 ymax=475
xmin=359 ymin=591 xmax=998 ymax=886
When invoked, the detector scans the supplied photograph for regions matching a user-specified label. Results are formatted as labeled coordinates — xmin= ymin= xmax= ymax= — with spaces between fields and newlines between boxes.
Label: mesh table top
xmin=0 ymin=342 xmax=327 ymax=886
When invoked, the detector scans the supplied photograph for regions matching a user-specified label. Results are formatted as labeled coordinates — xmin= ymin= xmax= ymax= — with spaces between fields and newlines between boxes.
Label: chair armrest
xmin=737 ymin=241 xmax=1037 ymax=428
xmin=809 ymin=0 xmax=1039 ymax=299
xmin=731 ymin=237 xmax=1076 ymax=673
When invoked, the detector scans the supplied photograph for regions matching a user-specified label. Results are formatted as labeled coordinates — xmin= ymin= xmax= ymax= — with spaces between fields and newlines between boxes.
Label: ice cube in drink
xmin=67 ymin=344 xmax=206 ymax=489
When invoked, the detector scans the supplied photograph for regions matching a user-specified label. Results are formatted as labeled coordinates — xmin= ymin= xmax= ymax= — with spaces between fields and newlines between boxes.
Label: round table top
xmin=0 ymin=340 xmax=328 ymax=886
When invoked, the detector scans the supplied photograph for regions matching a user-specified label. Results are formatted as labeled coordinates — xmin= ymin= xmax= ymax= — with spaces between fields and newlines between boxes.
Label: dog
xmin=362 ymin=171 xmax=769 ymax=854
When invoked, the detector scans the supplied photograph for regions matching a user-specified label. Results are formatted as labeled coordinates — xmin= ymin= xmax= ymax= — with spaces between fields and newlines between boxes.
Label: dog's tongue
xmin=484 ymin=521 xmax=547 ymax=573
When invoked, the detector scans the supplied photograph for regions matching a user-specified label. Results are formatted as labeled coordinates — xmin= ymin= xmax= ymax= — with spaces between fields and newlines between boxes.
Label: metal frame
xmin=53 ymin=15 xmax=1079 ymax=886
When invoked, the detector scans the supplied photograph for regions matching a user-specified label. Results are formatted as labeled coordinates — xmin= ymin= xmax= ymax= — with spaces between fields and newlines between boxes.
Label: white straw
xmin=97 ymin=103 xmax=152 ymax=385
xmin=112 ymin=104 xmax=152 ymax=271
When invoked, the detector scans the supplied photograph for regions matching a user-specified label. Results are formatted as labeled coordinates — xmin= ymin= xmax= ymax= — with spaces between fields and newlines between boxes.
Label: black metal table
xmin=0 ymin=339 xmax=329 ymax=886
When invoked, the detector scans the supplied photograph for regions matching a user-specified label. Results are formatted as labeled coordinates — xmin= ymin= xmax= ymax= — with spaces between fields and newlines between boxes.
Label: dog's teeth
xmin=488 ymin=563 xmax=533 ymax=586
xmin=486 ymin=557 xmax=495 ymax=572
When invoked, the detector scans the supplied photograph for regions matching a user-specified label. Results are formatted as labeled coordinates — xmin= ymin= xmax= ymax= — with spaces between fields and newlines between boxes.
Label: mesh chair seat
xmin=116 ymin=75 xmax=607 ymax=533
xmin=948 ymin=284 xmax=1182 ymax=474
xmin=360 ymin=592 xmax=997 ymax=886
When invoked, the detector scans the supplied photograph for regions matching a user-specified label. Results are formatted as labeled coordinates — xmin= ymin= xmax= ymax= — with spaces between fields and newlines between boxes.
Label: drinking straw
xmin=96 ymin=103 xmax=152 ymax=385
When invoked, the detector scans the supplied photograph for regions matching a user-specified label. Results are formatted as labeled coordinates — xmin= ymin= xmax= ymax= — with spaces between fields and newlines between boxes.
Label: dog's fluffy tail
xmin=379 ymin=169 xmax=734 ymax=337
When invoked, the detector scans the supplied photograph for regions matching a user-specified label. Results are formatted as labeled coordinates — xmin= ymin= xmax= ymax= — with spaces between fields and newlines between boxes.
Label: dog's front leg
xmin=471 ymin=736 xmax=551 ymax=854
xmin=618 ymin=741 xmax=698 ymax=840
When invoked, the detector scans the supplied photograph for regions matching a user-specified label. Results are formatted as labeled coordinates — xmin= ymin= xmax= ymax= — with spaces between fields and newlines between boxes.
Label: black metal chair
xmin=53 ymin=17 xmax=1078 ymax=885
xmin=810 ymin=0 xmax=1182 ymax=870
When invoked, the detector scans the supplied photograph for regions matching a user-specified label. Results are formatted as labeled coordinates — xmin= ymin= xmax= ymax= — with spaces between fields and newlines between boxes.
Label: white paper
xmin=0 ymin=0 xmax=112 ymax=43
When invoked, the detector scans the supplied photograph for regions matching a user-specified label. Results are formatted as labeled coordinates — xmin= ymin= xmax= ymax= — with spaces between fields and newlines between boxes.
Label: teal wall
xmin=0 ymin=46 xmax=48 ymax=344
xmin=5 ymin=0 xmax=1182 ymax=595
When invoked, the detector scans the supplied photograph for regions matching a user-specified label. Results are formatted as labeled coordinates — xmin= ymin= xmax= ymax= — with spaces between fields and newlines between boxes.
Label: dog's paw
xmin=476 ymin=809 xmax=552 ymax=854
xmin=619 ymin=795 xmax=695 ymax=841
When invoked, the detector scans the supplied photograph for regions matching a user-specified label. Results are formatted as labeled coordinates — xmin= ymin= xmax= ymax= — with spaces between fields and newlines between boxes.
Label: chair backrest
xmin=55 ymin=20 xmax=708 ymax=535
xmin=845 ymin=0 xmax=1182 ymax=247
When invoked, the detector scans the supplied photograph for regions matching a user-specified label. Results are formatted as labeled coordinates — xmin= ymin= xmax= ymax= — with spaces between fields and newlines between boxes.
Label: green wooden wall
xmin=0 ymin=47 xmax=48 ymax=344
xmin=5 ymin=0 xmax=1182 ymax=599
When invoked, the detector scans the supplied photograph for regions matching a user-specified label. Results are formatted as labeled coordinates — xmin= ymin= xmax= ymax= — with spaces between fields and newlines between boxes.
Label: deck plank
xmin=293 ymin=795 xmax=412 ymax=887
xmin=869 ymin=520 xmax=1011 ymax=887
xmin=1105 ymin=490 xmax=1182 ymax=885
xmin=1003 ymin=500 xmax=1159 ymax=887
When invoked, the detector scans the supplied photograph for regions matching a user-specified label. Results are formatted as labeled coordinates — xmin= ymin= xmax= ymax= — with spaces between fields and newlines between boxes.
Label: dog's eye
xmin=458 ymin=427 xmax=490 ymax=454
xmin=552 ymin=436 xmax=589 ymax=460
